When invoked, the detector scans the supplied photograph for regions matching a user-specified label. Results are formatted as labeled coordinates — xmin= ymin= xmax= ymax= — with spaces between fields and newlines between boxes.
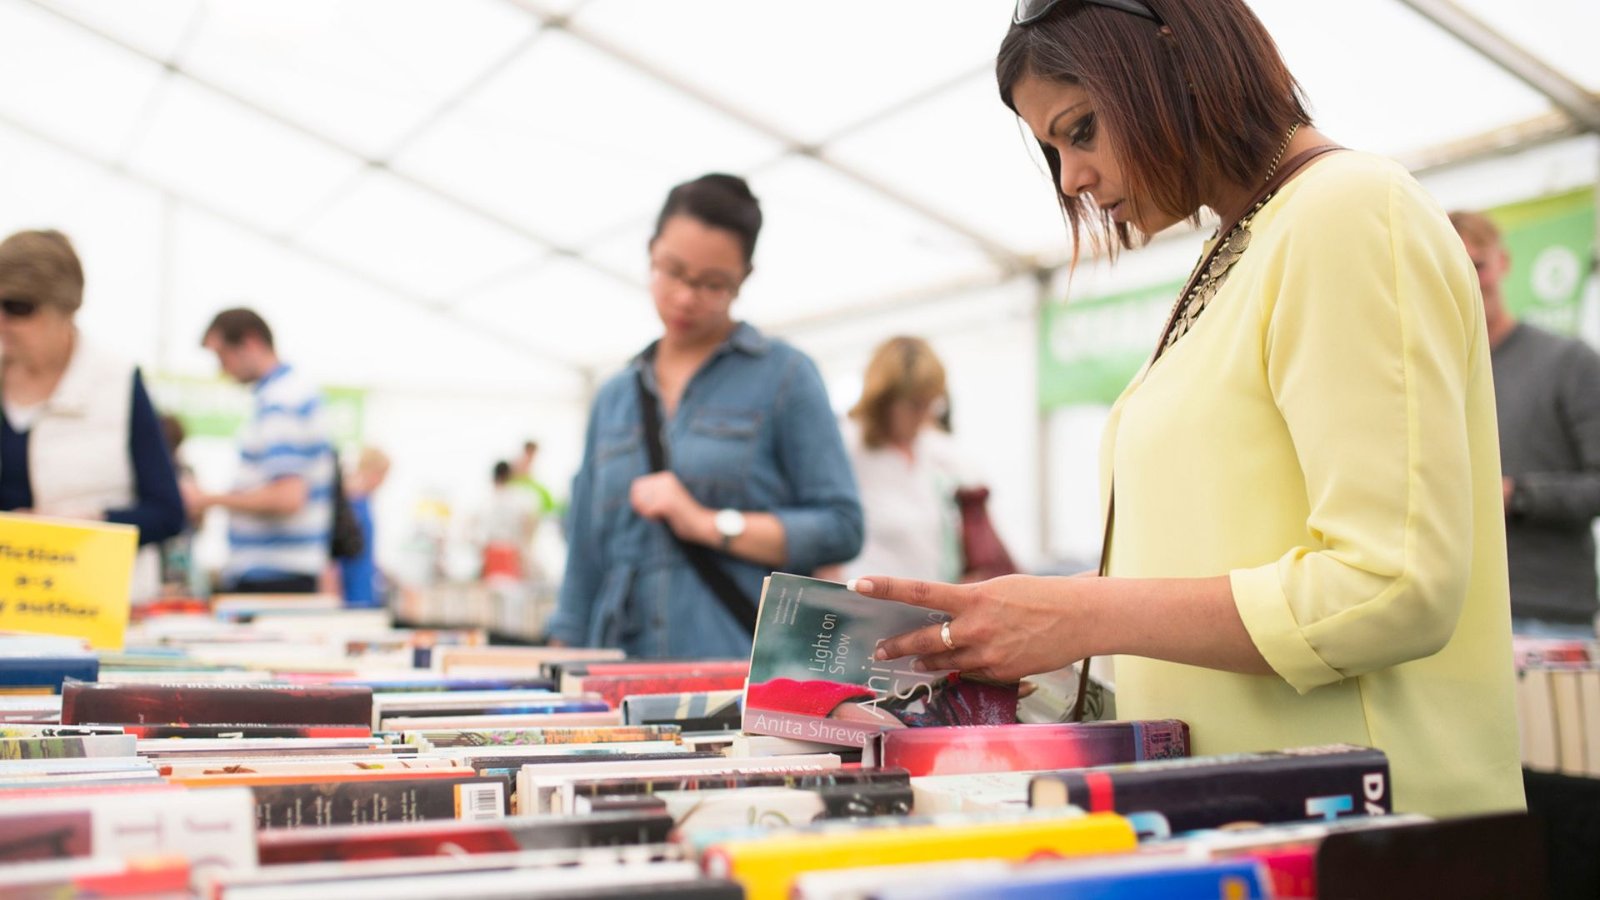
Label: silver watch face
xmin=715 ymin=508 xmax=746 ymax=538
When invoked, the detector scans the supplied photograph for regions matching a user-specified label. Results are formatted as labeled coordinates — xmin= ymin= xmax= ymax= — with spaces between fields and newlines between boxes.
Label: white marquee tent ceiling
xmin=0 ymin=0 xmax=1595 ymax=397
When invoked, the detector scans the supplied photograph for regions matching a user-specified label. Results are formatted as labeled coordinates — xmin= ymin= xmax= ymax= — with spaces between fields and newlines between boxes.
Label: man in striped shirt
xmin=191 ymin=308 xmax=334 ymax=593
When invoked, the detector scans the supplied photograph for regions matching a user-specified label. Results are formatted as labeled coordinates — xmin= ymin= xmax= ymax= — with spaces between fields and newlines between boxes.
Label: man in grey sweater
xmin=1452 ymin=211 xmax=1600 ymax=637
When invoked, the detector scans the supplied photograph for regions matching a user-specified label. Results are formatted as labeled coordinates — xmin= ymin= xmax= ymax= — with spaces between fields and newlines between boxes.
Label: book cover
xmin=744 ymin=574 xmax=1018 ymax=749
xmin=621 ymin=690 xmax=743 ymax=730
xmin=158 ymin=757 xmax=465 ymax=778
xmin=868 ymin=719 xmax=1190 ymax=776
xmin=701 ymin=811 xmax=1137 ymax=900
xmin=556 ymin=660 xmax=748 ymax=694
xmin=909 ymin=770 xmax=1037 ymax=815
xmin=402 ymin=724 xmax=681 ymax=751
xmin=122 ymin=724 xmax=375 ymax=739
xmin=60 ymin=682 xmax=373 ymax=728
xmin=520 ymin=754 xmax=841 ymax=816
xmin=376 ymin=710 xmax=620 ymax=730
xmin=1029 ymin=744 xmax=1391 ymax=837
xmin=254 ymin=811 xmax=675 ymax=864
xmin=435 ymin=646 xmax=625 ymax=675
xmin=247 ymin=775 xmax=505 ymax=829
xmin=0 ymin=734 xmax=137 ymax=760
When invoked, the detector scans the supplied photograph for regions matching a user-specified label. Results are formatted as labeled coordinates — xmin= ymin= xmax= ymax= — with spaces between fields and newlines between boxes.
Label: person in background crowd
xmin=549 ymin=173 xmax=863 ymax=657
xmin=863 ymin=0 xmax=1522 ymax=818
xmin=0 ymin=229 xmax=183 ymax=602
xmin=1451 ymin=210 xmax=1600 ymax=639
xmin=837 ymin=336 xmax=970 ymax=584
xmin=511 ymin=439 xmax=559 ymax=518
xmin=189 ymin=308 xmax=335 ymax=594
xmin=339 ymin=446 xmax=391 ymax=608
xmin=482 ymin=459 xmax=535 ymax=583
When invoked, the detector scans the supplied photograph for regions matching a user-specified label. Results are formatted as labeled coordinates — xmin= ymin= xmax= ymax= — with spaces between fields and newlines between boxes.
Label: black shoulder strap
xmin=635 ymin=371 xmax=757 ymax=635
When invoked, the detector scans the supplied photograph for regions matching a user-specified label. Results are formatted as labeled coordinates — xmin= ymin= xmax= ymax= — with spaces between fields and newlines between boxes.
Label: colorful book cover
xmin=556 ymin=660 xmax=748 ymax=694
xmin=61 ymin=682 xmax=372 ymax=728
xmin=121 ymin=724 xmax=374 ymax=739
xmin=744 ymin=574 xmax=1018 ymax=748
xmin=1029 ymin=744 xmax=1391 ymax=837
xmin=247 ymin=775 xmax=505 ymax=829
xmin=575 ymin=673 xmax=751 ymax=709
xmin=254 ymin=811 xmax=675 ymax=864
xmin=869 ymin=719 xmax=1190 ymax=776
xmin=701 ymin=811 xmax=1137 ymax=900
xmin=402 ymin=724 xmax=681 ymax=750
xmin=376 ymin=711 xmax=620 ymax=731
xmin=621 ymin=690 xmax=742 ymax=730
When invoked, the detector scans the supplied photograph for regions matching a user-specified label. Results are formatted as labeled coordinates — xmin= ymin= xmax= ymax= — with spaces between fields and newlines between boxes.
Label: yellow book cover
xmin=0 ymin=513 xmax=136 ymax=650
xmin=702 ymin=811 xmax=1137 ymax=900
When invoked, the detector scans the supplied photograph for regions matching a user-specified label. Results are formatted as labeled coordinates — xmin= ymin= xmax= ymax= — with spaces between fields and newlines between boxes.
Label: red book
xmin=61 ymin=682 xmax=372 ymax=728
xmin=867 ymin=720 xmax=1190 ymax=776
xmin=573 ymin=673 xmax=750 ymax=709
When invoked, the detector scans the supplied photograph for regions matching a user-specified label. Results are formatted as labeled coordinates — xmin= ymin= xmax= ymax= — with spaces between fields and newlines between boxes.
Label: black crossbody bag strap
xmin=635 ymin=371 xmax=758 ymax=635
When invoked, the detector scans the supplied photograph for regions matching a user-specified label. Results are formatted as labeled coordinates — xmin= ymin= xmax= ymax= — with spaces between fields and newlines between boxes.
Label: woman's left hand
xmin=629 ymin=471 xmax=708 ymax=541
xmin=859 ymin=574 xmax=1100 ymax=683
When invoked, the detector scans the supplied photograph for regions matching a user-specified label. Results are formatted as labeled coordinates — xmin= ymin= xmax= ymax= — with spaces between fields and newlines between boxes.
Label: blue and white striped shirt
xmin=226 ymin=364 xmax=334 ymax=585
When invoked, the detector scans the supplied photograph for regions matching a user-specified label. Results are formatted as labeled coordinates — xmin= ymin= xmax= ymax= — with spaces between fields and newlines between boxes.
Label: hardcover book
xmin=557 ymin=767 xmax=911 ymax=816
xmin=574 ymin=673 xmax=752 ymax=709
xmin=867 ymin=719 xmax=1190 ymax=776
xmin=401 ymin=724 xmax=681 ymax=751
xmin=743 ymin=574 xmax=1018 ymax=748
xmin=60 ymin=682 xmax=372 ymax=728
xmin=254 ymin=811 xmax=675 ymax=864
xmin=1028 ymin=744 xmax=1391 ymax=837
xmin=656 ymin=783 xmax=915 ymax=835
xmin=0 ymin=654 xmax=99 ymax=694
xmin=621 ymin=690 xmax=743 ymax=730
xmin=245 ymin=775 xmax=505 ymax=829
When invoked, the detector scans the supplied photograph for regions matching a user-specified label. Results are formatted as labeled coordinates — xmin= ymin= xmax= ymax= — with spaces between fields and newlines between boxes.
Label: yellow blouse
xmin=1101 ymin=151 xmax=1524 ymax=817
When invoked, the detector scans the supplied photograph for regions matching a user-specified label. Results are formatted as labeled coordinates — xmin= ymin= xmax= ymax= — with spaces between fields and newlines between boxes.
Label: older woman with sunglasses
xmin=0 ymin=230 xmax=184 ymax=600
xmin=861 ymin=0 xmax=1522 ymax=817
xmin=548 ymin=174 xmax=863 ymax=658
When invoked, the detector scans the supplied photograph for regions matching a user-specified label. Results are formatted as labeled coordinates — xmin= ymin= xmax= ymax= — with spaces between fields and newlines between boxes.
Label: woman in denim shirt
xmin=548 ymin=174 xmax=864 ymax=658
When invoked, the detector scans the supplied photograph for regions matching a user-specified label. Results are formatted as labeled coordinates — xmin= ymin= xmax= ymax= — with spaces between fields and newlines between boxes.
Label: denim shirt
xmin=549 ymin=322 xmax=864 ymax=658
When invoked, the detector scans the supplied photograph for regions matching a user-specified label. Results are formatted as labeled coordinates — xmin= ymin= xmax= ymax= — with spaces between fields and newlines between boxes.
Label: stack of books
xmin=1514 ymin=634 xmax=1600 ymax=777
xmin=0 ymin=573 xmax=1543 ymax=898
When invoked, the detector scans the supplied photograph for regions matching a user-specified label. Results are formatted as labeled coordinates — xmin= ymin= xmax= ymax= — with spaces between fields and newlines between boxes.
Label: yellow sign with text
xmin=0 ymin=514 xmax=136 ymax=650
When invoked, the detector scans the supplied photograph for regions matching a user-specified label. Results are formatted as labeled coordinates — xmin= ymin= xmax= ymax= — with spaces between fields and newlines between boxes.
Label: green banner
xmin=148 ymin=374 xmax=365 ymax=447
xmin=1038 ymin=280 xmax=1181 ymax=409
xmin=1488 ymin=188 xmax=1595 ymax=335
xmin=1038 ymin=187 xmax=1598 ymax=411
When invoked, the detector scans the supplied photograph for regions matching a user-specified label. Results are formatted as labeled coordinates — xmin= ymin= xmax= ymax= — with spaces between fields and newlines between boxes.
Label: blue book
xmin=0 ymin=655 xmax=99 ymax=693
xmin=872 ymin=858 xmax=1269 ymax=900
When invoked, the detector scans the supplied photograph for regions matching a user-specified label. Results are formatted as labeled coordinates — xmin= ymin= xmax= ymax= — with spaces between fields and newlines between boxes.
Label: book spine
xmin=1029 ymin=747 xmax=1391 ymax=837
xmin=620 ymin=691 xmax=743 ymax=729
xmin=0 ymin=735 xmax=137 ymax=759
xmin=61 ymin=683 xmax=372 ymax=727
xmin=407 ymin=725 xmax=681 ymax=749
xmin=249 ymin=777 xmax=505 ymax=829
xmin=120 ymin=724 xmax=372 ymax=739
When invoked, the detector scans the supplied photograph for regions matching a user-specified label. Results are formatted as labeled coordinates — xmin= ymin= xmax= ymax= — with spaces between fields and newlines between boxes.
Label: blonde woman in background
xmin=837 ymin=337 xmax=972 ymax=584
xmin=0 ymin=229 xmax=184 ymax=601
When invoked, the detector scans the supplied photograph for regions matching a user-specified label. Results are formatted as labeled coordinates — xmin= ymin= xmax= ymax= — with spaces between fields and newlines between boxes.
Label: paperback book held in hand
xmin=743 ymin=574 xmax=1017 ymax=749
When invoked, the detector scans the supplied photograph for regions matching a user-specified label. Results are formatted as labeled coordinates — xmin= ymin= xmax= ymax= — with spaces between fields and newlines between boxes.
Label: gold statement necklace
xmin=1161 ymin=122 xmax=1300 ymax=353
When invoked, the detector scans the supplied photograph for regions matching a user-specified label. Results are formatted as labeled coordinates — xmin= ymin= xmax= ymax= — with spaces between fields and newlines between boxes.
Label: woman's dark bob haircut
xmin=998 ymin=0 xmax=1311 ymax=259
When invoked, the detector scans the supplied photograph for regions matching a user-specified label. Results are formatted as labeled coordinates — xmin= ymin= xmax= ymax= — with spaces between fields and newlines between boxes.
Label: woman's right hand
xmin=856 ymin=574 xmax=1102 ymax=683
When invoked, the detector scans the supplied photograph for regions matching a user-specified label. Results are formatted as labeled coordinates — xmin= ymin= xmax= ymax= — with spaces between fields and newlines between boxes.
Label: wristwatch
xmin=714 ymin=508 xmax=747 ymax=550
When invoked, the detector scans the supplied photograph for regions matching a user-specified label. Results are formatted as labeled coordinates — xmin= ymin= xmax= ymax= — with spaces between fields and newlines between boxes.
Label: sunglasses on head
xmin=1014 ymin=0 xmax=1164 ymax=26
xmin=0 ymin=297 xmax=39 ymax=319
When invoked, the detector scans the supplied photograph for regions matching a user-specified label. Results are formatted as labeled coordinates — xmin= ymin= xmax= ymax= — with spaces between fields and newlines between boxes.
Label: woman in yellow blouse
xmin=862 ymin=0 xmax=1523 ymax=817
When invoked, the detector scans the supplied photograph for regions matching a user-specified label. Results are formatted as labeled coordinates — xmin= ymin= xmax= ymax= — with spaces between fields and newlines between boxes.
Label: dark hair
xmin=997 ymin=0 xmax=1310 ymax=259
xmin=0 ymin=230 xmax=84 ymax=314
xmin=493 ymin=461 xmax=512 ymax=484
xmin=650 ymin=173 xmax=763 ymax=267
xmin=203 ymin=307 xmax=275 ymax=349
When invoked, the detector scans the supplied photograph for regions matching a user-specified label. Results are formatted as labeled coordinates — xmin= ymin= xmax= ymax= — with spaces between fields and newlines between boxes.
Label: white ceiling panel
xmin=295 ymin=170 xmax=545 ymax=301
xmin=455 ymin=256 xmax=653 ymax=368
xmin=395 ymin=30 xmax=783 ymax=244
xmin=122 ymin=80 xmax=365 ymax=234
xmin=34 ymin=0 xmax=204 ymax=61
xmin=180 ymin=0 xmax=541 ymax=158
xmin=0 ymin=3 xmax=169 ymax=160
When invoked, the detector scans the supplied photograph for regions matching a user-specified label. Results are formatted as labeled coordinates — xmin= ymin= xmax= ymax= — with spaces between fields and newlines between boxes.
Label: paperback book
xmin=743 ymin=574 xmax=1017 ymax=748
